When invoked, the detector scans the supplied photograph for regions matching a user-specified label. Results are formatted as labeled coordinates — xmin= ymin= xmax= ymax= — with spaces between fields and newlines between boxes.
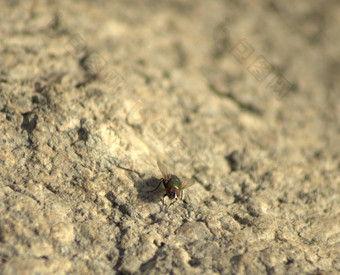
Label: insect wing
xmin=157 ymin=160 xmax=171 ymax=181
xmin=181 ymin=177 xmax=195 ymax=189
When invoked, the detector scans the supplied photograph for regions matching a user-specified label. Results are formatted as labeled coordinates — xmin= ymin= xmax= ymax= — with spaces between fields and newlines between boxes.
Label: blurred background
xmin=0 ymin=0 xmax=339 ymax=274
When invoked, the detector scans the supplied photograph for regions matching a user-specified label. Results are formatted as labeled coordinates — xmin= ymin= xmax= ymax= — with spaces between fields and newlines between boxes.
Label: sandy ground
xmin=0 ymin=0 xmax=339 ymax=274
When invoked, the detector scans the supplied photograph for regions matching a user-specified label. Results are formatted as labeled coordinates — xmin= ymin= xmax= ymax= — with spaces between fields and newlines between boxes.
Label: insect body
xmin=152 ymin=160 xmax=194 ymax=208
xmin=161 ymin=174 xmax=182 ymax=200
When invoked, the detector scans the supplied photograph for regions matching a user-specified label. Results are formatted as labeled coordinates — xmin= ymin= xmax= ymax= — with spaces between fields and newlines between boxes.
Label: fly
xmin=151 ymin=160 xmax=195 ymax=210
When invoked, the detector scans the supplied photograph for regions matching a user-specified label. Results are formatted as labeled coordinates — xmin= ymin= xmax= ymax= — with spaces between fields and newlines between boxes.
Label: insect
xmin=151 ymin=160 xmax=195 ymax=209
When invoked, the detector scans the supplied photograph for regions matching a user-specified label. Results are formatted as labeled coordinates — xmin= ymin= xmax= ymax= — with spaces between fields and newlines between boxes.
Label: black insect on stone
xmin=151 ymin=160 xmax=195 ymax=209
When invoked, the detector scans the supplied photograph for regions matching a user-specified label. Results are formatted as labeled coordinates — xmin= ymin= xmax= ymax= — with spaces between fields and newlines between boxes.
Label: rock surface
xmin=0 ymin=0 xmax=339 ymax=274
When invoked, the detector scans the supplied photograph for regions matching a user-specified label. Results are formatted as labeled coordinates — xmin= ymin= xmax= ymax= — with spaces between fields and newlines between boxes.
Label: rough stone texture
xmin=0 ymin=0 xmax=339 ymax=274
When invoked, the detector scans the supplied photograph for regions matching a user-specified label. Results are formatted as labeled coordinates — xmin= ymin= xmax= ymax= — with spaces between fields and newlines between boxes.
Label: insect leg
xmin=149 ymin=178 xmax=164 ymax=192
xmin=167 ymin=198 xmax=178 ymax=211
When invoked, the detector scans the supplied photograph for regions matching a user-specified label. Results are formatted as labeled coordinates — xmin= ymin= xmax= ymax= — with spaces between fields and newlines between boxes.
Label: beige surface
xmin=0 ymin=0 xmax=339 ymax=274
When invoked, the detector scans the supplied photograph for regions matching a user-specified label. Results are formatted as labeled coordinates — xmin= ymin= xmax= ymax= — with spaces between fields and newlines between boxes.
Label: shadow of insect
xmin=133 ymin=176 xmax=162 ymax=198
